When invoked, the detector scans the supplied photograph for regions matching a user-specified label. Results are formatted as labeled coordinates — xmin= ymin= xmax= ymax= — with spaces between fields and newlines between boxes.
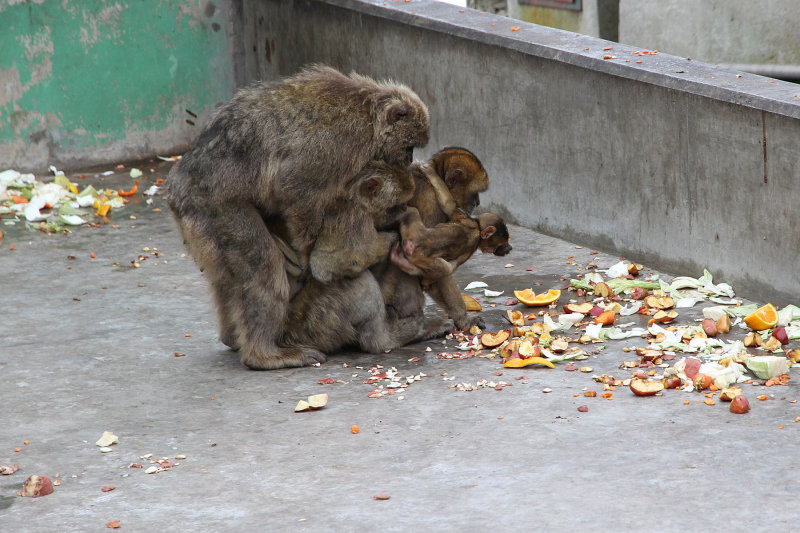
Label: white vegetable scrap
xmin=95 ymin=431 xmax=119 ymax=447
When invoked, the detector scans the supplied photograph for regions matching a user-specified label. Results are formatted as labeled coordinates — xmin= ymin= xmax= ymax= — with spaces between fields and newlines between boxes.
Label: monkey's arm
xmin=310 ymin=228 xmax=397 ymax=283
xmin=419 ymin=163 xmax=457 ymax=217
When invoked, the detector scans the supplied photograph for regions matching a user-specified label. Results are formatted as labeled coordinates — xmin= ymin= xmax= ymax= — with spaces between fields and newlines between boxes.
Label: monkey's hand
xmin=389 ymin=241 xmax=422 ymax=276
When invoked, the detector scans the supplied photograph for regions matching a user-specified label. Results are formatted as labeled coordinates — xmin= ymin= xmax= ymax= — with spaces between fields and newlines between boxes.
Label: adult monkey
xmin=167 ymin=65 xmax=429 ymax=370
xmin=282 ymin=147 xmax=494 ymax=355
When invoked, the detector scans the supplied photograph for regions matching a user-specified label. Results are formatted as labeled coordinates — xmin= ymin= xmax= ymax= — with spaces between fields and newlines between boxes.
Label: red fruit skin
xmin=730 ymin=396 xmax=750 ymax=414
xmin=630 ymin=287 xmax=649 ymax=300
xmin=772 ymin=326 xmax=789 ymax=345
xmin=684 ymin=357 xmax=702 ymax=379
xmin=589 ymin=306 xmax=604 ymax=317
xmin=22 ymin=475 xmax=54 ymax=497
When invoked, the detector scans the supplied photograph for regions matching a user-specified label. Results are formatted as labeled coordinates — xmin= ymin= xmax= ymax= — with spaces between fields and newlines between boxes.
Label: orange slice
xmin=503 ymin=356 xmax=555 ymax=369
xmin=743 ymin=303 xmax=778 ymax=331
xmin=514 ymin=288 xmax=561 ymax=307
xmin=461 ymin=294 xmax=482 ymax=311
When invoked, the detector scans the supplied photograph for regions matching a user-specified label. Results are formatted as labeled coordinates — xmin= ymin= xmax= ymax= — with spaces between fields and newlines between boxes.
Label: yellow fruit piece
xmin=514 ymin=288 xmax=561 ymax=307
xmin=743 ymin=303 xmax=778 ymax=331
xmin=68 ymin=182 xmax=78 ymax=194
xmin=503 ymin=356 xmax=554 ymax=369
xmin=461 ymin=294 xmax=482 ymax=311
xmin=96 ymin=203 xmax=111 ymax=217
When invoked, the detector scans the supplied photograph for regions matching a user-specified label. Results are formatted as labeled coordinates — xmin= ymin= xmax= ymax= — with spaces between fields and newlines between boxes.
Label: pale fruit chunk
xmin=645 ymin=294 xmax=675 ymax=310
xmin=22 ymin=475 xmax=54 ymax=497
xmin=307 ymin=393 xmax=329 ymax=409
xmin=629 ymin=378 xmax=664 ymax=396
xmin=481 ymin=330 xmax=510 ymax=348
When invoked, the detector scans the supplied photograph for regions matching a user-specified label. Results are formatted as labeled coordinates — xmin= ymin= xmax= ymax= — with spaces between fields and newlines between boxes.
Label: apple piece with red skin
xmin=730 ymin=395 xmax=750 ymax=414
xmin=629 ymin=287 xmax=649 ymax=300
xmin=22 ymin=475 xmax=54 ymax=498
xmin=701 ymin=318 xmax=718 ymax=337
xmin=593 ymin=282 xmax=612 ymax=297
xmin=663 ymin=376 xmax=682 ymax=389
xmin=563 ymin=302 xmax=594 ymax=314
xmin=772 ymin=326 xmax=789 ymax=345
xmin=588 ymin=306 xmax=605 ymax=317
xmin=629 ymin=378 xmax=665 ymax=396
xmin=683 ymin=357 xmax=702 ymax=379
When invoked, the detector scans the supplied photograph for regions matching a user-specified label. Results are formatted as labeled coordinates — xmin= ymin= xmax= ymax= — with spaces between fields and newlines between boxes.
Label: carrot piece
xmin=118 ymin=180 xmax=139 ymax=197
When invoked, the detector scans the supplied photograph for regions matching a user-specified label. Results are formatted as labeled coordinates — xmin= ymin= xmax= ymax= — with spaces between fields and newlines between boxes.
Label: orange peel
xmin=743 ymin=303 xmax=778 ymax=331
xmin=514 ymin=288 xmax=561 ymax=307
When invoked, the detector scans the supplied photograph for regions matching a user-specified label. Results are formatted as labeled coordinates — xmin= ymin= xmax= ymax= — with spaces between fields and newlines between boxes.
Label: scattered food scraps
xmin=95 ymin=431 xmax=119 ymax=447
xmin=0 ymin=464 xmax=19 ymax=475
xmin=21 ymin=475 xmax=54 ymax=497
xmin=294 ymin=393 xmax=329 ymax=412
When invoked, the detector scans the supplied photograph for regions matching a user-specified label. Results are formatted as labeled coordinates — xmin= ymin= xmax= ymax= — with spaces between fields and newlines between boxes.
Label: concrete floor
xmin=2 ymin=160 xmax=798 ymax=532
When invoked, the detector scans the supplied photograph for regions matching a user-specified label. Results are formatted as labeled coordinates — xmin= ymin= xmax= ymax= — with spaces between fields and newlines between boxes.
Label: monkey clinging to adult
xmin=166 ymin=65 xmax=429 ymax=370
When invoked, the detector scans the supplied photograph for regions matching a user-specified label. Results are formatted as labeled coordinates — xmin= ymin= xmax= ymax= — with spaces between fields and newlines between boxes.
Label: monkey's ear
xmin=480 ymin=226 xmax=496 ymax=240
xmin=360 ymin=176 xmax=381 ymax=197
xmin=388 ymin=102 xmax=410 ymax=124
xmin=444 ymin=168 xmax=465 ymax=189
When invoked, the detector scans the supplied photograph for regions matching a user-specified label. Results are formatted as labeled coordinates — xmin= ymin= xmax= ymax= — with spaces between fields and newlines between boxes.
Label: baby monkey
xmin=392 ymin=165 xmax=511 ymax=282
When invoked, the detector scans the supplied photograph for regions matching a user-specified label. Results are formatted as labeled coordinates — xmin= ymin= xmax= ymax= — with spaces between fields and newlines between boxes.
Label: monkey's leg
xmin=426 ymin=275 xmax=485 ymax=330
xmin=209 ymin=207 xmax=326 ymax=370
xmin=174 ymin=216 xmax=241 ymax=351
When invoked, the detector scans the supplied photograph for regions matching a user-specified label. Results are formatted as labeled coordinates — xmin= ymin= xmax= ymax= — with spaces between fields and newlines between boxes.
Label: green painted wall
xmin=0 ymin=0 xmax=236 ymax=171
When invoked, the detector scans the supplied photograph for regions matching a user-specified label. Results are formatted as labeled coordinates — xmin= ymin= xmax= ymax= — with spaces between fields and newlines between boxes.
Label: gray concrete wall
xmin=618 ymin=0 xmax=800 ymax=65
xmin=247 ymin=0 xmax=800 ymax=305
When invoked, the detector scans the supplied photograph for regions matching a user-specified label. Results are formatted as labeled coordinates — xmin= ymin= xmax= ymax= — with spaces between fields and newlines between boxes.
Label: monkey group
xmin=167 ymin=65 xmax=511 ymax=370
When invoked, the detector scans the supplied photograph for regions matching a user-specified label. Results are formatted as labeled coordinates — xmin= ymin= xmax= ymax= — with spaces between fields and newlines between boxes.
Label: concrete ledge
xmin=246 ymin=0 xmax=800 ymax=305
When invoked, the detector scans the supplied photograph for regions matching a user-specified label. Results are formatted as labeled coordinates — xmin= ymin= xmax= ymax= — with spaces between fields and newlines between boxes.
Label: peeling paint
xmin=0 ymin=0 xmax=233 ymax=170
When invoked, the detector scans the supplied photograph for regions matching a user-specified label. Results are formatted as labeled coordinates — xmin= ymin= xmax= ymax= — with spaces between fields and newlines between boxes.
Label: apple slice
xmin=629 ymin=287 xmax=649 ymax=300
xmin=593 ymin=282 xmax=612 ymax=297
xmin=701 ymin=318 xmax=718 ymax=337
xmin=506 ymin=310 xmax=525 ymax=326
xmin=307 ymin=393 xmax=329 ymax=409
xmin=716 ymin=314 xmax=731 ymax=334
xmin=629 ymin=378 xmax=664 ymax=396
xmin=22 ymin=475 xmax=54 ymax=498
xmin=644 ymin=294 xmax=675 ymax=310
xmin=653 ymin=310 xmax=678 ymax=323
xmin=481 ymin=330 xmax=510 ymax=348
xmin=563 ymin=302 xmax=594 ymax=314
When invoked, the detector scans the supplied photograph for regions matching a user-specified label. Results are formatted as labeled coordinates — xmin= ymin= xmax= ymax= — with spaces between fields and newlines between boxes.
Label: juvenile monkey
xmin=167 ymin=65 xmax=429 ymax=370
xmin=392 ymin=207 xmax=512 ymax=282
xmin=373 ymin=147 xmax=494 ymax=334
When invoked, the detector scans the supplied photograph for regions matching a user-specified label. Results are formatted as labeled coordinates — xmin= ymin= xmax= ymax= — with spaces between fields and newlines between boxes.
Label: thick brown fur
xmin=374 ymin=146 xmax=492 ymax=334
xmin=309 ymin=161 xmax=414 ymax=283
xmin=166 ymin=65 xmax=429 ymax=370
xmin=280 ymin=164 xmax=417 ymax=354
xmin=393 ymin=208 xmax=512 ymax=282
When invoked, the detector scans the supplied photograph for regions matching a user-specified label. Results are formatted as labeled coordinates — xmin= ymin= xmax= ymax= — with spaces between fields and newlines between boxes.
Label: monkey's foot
xmin=453 ymin=312 xmax=485 ymax=331
xmin=220 ymin=331 xmax=241 ymax=352
xmin=419 ymin=317 xmax=456 ymax=341
xmin=240 ymin=347 xmax=327 ymax=370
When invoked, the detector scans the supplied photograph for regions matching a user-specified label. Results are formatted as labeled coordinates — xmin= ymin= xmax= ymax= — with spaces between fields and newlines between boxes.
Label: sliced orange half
xmin=743 ymin=303 xmax=778 ymax=331
xmin=514 ymin=288 xmax=561 ymax=307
